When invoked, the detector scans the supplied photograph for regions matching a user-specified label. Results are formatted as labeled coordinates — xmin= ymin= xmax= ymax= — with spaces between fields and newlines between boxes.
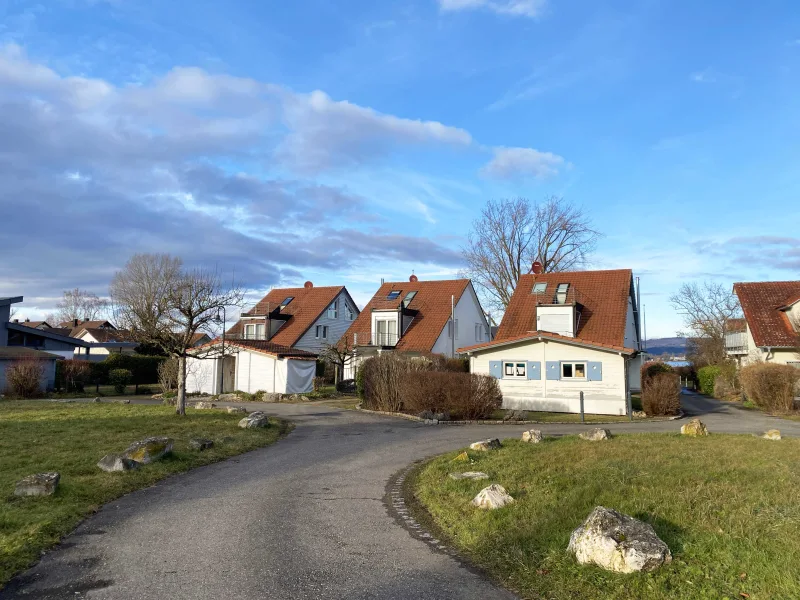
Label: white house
xmin=341 ymin=275 xmax=492 ymax=378
xmin=727 ymin=281 xmax=800 ymax=367
xmin=459 ymin=268 xmax=644 ymax=416
xmin=71 ymin=327 xmax=139 ymax=361
xmin=187 ymin=282 xmax=358 ymax=395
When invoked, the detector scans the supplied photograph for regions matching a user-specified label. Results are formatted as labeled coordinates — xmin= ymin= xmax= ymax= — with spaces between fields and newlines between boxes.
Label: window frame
xmin=387 ymin=290 xmax=401 ymax=300
xmin=503 ymin=361 xmax=527 ymax=379
xmin=244 ymin=323 xmax=256 ymax=339
xmin=533 ymin=282 xmax=548 ymax=294
xmin=315 ymin=325 xmax=329 ymax=339
xmin=561 ymin=361 xmax=587 ymax=380
xmin=327 ymin=300 xmax=338 ymax=319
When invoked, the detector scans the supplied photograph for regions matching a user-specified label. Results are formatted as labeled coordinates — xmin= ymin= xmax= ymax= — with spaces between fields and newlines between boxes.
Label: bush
xmin=337 ymin=379 xmax=356 ymax=394
xmin=5 ymin=359 xmax=45 ymax=398
xmin=157 ymin=357 xmax=179 ymax=392
xmin=55 ymin=359 xmax=92 ymax=392
xmin=642 ymin=373 xmax=681 ymax=416
xmin=355 ymin=363 xmax=366 ymax=400
xmin=103 ymin=354 xmax=166 ymax=386
xmin=697 ymin=365 xmax=721 ymax=396
xmin=108 ymin=368 xmax=132 ymax=394
xmin=640 ymin=361 xmax=673 ymax=387
xmin=740 ymin=363 xmax=800 ymax=413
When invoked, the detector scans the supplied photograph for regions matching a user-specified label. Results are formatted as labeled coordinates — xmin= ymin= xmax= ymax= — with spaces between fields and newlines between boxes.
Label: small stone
xmin=218 ymin=393 xmax=238 ymax=401
xmin=469 ymin=438 xmax=501 ymax=451
xmin=238 ymin=411 xmax=270 ymax=429
xmin=189 ymin=438 xmax=214 ymax=451
xmin=568 ymin=506 xmax=672 ymax=573
xmin=579 ymin=428 xmax=611 ymax=441
xmin=123 ymin=437 xmax=173 ymax=464
xmin=472 ymin=484 xmax=514 ymax=509
xmin=449 ymin=471 xmax=489 ymax=481
xmin=433 ymin=411 xmax=450 ymax=422
xmin=681 ymin=418 xmax=708 ymax=436
xmin=14 ymin=472 xmax=60 ymax=497
xmin=453 ymin=451 xmax=470 ymax=462
xmin=97 ymin=454 xmax=140 ymax=472
xmin=93 ymin=397 xmax=101 ymax=403
xmin=503 ymin=410 xmax=528 ymax=422
xmin=762 ymin=429 xmax=781 ymax=440
xmin=226 ymin=406 xmax=247 ymax=414
xmin=115 ymin=399 xmax=131 ymax=404
xmin=300 ymin=395 xmax=311 ymax=402
xmin=521 ymin=429 xmax=544 ymax=443
xmin=193 ymin=401 xmax=216 ymax=410
xmin=632 ymin=410 xmax=647 ymax=418
xmin=418 ymin=410 xmax=434 ymax=420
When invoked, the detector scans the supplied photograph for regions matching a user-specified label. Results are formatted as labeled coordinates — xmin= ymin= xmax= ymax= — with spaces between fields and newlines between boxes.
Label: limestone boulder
xmin=189 ymin=438 xmax=214 ymax=451
xmin=568 ymin=506 xmax=672 ymax=573
xmin=472 ymin=484 xmax=514 ymax=509
xmin=449 ymin=471 xmax=489 ymax=481
xmin=762 ymin=429 xmax=781 ymax=440
xmin=218 ymin=393 xmax=239 ymax=401
xmin=503 ymin=410 xmax=528 ymax=422
xmin=300 ymin=395 xmax=311 ymax=402
xmin=521 ymin=429 xmax=543 ymax=443
xmin=14 ymin=472 xmax=60 ymax=497
xmin=469 ymin=438 xmax=501 ymax=452
xmin=192 ymin=401 xmax=216 ymax=410
xmin=123 ymin=437 xmax=173 ymax=464
xmin=97 ymin=454 xmax=140 ymax=472
xmin=239 ymin=411 xmax=270 ymax=429
xmin=226 ymin=406 xmax=247 ymax=414
xmin=579 ymin=428 xmax=611 ymax=441
xmin=681 ymin=419 xmax=708 ymax=436
xmin=632 ymin=410 xmax=647 ymax=418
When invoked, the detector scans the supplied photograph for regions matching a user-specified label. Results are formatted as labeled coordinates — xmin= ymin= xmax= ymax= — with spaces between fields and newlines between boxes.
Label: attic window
xmin=533 ymin=282 xmax=547 ymax=294
xmin=387 ymin=290 xmax=401 ymax=300
xmin=280 ymin=297 xmax=294 ymax=308
xmin=555 ymin=283 xmax=569 ymax=304
xmin=403 ymin=291 xmax=417 ymax=306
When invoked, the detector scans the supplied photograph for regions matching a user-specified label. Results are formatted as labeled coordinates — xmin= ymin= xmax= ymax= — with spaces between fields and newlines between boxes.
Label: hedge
xmin=56 ymin=354 xmax=167 ymax=392
xmin=697 ymin=365 xmax=721 ymax=396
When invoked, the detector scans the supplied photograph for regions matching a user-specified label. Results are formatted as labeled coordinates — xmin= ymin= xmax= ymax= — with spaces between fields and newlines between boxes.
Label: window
xmin=561 ymin=362 xmax=587 ymax=379
xmin=315 ymin=325 xmax=328 ymax=339
xmin=504 ymin=361 xmax=526 ymax=378
xmin=555 ymin=283 xmax=569 ymax=304
xmin=533 ymin=282 xmax=547 ymax=294
xmin=345 ymin=303 xmax=355 ymax=321
xmin=387 ymin=290 xmax=401 ymax=300
xmin=375 ymin=319 xmax=397 ymax=345
xmin=280 ymin=297 xmax=294 ymax=308
xmin=403 ymin=291 xmax=417 ymax=306
xmin=327 ymin=300 xmax=338 ymax=319
xmin=475 ymin=323 xmax=483 ymax=342
xmin=255 ymin=323 xmax=265 ymax=339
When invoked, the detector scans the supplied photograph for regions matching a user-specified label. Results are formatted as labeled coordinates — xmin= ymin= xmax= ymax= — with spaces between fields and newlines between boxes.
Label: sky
xmin=1 ymin=0 xmax=799 ymax=337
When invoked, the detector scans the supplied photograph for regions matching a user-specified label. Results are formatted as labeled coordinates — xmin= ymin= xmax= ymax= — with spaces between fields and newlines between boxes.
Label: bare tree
xmin=461 ymin=197 xmax=601 ymax=310
xmin=322 ymin=336 xmax=356 ymax=385
xmin=110 ymin=254 xmax=243 ymax=415
xmin=670 ymin=281 xmax=742 ymax=366
xmin=55 ymin=288 xmax=109 ymax=324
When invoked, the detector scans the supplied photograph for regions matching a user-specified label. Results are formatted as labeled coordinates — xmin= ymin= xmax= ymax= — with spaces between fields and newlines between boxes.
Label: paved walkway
xmin=3 ymin=394 xmax=798 ymax=599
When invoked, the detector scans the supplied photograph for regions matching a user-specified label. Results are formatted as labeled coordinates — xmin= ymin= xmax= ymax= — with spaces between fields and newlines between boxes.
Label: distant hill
xmin=645 ymin=337 xmax=687 ymax=357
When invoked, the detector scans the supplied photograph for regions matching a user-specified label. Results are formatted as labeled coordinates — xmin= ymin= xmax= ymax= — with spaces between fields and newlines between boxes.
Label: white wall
xmin=537 ymin=305 xmax=575 ymax=337
xmin=433 ymin=284 xmax=490 ymax=357
xmin=470 ymin=339 xmax=628 ymax=415
xmin=186 ymin=357 xmax=219 ymax=395
xmin=623 ymin=297 xmax=640 ymax=350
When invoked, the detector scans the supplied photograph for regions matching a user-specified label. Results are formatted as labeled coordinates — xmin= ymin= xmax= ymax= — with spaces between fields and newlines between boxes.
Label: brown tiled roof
xmin=342 ymin=279 xmax=471 ymax=353
xmin=193 ymin=338 xmax=317 ymax=360
xmin=78 ymin=328 xmax=135 ymax=343
xmin=191 ymin=332 xmax=211 ymax=345
xmin=227 ymin=286 xmax=346 ymax=348
xmin=477 ymin=269 xmax=635 ymax=351
xmin=459 ymin=331 xmax=635 ymax=354
xmin=58 ymin=320 xmax=115 ymax=335
xmin=733 ymin=281 xmax=800 ymax=348
xmin=19 ymin=320 xmax=49 ymax=329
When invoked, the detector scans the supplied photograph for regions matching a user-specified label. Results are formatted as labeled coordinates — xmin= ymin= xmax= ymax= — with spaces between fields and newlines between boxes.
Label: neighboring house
xmin=0 ymin=297 xmax=63 ymax=392
xmin=341 ymin=275 xmax=491 ymax=378
xmin=458 ymin=268 xmax=644 ymax=416
xmin=71 ymin=327 xmax=139 ymax=361
xmin=13 ymin=319 xmax=51 ymax=329
xmin=728 ymin=281 xmax=800 ymax=367
xmin=187 ymin=282 xmax=358 ymax=395
xmin=191 ymin=332 xmax=212 ymax=347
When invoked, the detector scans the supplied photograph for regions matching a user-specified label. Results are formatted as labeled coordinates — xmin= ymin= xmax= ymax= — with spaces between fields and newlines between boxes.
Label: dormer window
xmin=387 ymin=290 xmax=401 ymax=300
xmin=555 ymin=283 xmax=569 ymax=304
xmin=327 ymin=300 xmax=338 ymax=319
xmin=533 ymin=282 xmax=547 ymax=294
xmin=280 ymin=297 xmax=294 ymax=308
xmin=403 ymin=291 xmax=417 ymax=307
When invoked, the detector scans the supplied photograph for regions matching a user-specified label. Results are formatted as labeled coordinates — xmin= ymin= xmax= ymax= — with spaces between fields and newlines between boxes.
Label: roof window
xmin=403 ymin=291 xmax=417 ymax=307
xmin=555 ymin=283 xmax=569 ymax=304
xmin=533 ymin=282 xmax=547 ymax=294
xmin=387 ymin=290 xmax=401 ymax=300
xmin=280 ymin=297 xmax=294 ymax=308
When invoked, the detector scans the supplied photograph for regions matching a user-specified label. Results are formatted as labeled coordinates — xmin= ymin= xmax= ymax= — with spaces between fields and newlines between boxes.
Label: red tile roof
xmin=342 ymin=279 xmax=471 ymax=353
xmin=227 ymin=286 xmax=346 ymax=348
xmin=459 ymin=331 xmax=635 ymax=354
xmin=733 ymin=281 xmax=800 ymax=348
xmin=193 ymin=339 xmax=317 ymax=360
xmin=77 ymin=328 xmax=136 ymax=343
xmin=468 ymin=269 xmax=636 ymax=353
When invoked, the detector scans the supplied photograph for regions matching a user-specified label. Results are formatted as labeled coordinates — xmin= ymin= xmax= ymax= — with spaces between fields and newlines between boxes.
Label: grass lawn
xmin=41 ymin=384 xmax=163 ymax=399
xmin=489 ymin=409 xmax=642 ymax=423
xmin=0 ymin=401 xmax=291 ymax=588
xmin=412 ymin=434 xmax=800 ymax=600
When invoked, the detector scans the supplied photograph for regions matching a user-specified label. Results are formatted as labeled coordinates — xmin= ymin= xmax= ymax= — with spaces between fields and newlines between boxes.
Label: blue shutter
xmin=527 ymin=361 xmax=541 ymax=380
xmin=489 ymin=361 xmax=503 ymax=379
xmin=546 ymin=361 xmax=560 ymax=380
xmin=588 ymin=361 xmax=603 ymax=381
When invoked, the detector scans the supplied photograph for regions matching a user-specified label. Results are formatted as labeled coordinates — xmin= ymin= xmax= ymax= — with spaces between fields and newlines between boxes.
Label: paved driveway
xmin=3 ymin=395 xmax=798 ymax=599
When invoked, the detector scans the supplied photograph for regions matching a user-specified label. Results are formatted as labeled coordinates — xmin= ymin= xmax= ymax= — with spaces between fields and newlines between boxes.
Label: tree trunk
xmin=176 ymin=354 xmax=187 ymax=416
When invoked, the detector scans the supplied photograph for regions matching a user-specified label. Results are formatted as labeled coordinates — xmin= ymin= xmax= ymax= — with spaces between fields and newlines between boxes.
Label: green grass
xmin=413 ymin=434 xmax=800 ymax=600
xmin=41 ymin=384 xmax=163 ymax=399
xmin=0 ymin=401 xmax=291 ymax=588
xmin=489 ymin=409 xmax=644 ymax=423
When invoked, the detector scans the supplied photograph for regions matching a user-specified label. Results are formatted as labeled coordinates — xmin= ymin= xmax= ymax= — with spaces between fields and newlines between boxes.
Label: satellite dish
xmin=304 ymin=281 xmax=313 ymax=288
xmin=531 ymin=261 xmax=543 ymax=274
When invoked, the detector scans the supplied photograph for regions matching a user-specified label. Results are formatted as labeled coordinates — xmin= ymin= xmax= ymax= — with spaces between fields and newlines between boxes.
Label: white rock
xmin=97 ymin=454 xmax=140 ymax=472
xmin=193 ymin=401 xmax=216 ymax=409
xmin=14 ymin=472 xmax=60 ymax=497
xmin=579 ymin=428 xmax=611 ymax=441
xmin=762 ymin=429 xmax=781 ymax=440
xmin=469 ymin=438 xmax=501 ymax=451
xmin=568 ymin=506 xmax=672 ymax=573
xmin=521 ymin=429 xmax=543 ymax=443
xmin=226 ymin=406 xmax=247 ymax=414
xmin=449 ymin=471 xmax=489 ymax=481
xmin=238 ymin=411 xmax=270 ymax=429
xmin=472 ymin=484 xmax=514 ymax=509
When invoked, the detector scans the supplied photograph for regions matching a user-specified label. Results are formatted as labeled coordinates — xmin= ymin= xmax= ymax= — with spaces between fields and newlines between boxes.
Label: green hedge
xmin=101 ymin=353 xmax=165 ymax=385
xmin=697 ymin=365 xmax=721 ymax=396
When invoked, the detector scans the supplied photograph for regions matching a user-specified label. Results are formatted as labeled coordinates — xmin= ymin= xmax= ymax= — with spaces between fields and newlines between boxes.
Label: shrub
xmin=337 ymin=378 xmax=356 ymax=394
xmin=362 ymin=353 xmax=426 ymax=412
xmin=157 ymin=357 xmax=179 ymax=392
xmin=103 ymin=354 xmax=166 ymax=387
xmin=640 ymin=361 xmax=673 ymax=388
xmin=355 ymin=363 xmax=366 ymax=400
xmin=697 ymin=365 xmax=721 ymax=396
xmin=108 ymin=368 xmax=132 ymax=394
xmin=313 ymin=376 xmax=326 ymax=392
xmin=5 ymin=359 xmax=45 ymax=398
xmin=642 ymin=373 xmax=681 ymax=416
xmin=740 ymin=363 xmax=800 ymax=413
xmin=400 ymin=371 xmax=501 ymax=420
xmin=55 ymin=359 xmax=92 ymax=392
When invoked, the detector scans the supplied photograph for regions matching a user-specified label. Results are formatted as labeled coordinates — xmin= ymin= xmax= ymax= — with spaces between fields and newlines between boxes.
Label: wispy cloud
xmin=438 ymin=0 xmax=547 ymax=18
xmin=480 ymin=146 xmax=565 ymax=179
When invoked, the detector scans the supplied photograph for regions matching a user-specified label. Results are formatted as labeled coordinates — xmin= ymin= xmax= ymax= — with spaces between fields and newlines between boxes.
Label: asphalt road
xmin=4 ymin=393 xmax=798 ymax=599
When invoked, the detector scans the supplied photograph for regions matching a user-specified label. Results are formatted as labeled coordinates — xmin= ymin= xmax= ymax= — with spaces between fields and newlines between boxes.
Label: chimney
xmin=531 ymin=261 xmax=543 ymax=275
xmin=73 ymin=318 xmax=79 ymax=327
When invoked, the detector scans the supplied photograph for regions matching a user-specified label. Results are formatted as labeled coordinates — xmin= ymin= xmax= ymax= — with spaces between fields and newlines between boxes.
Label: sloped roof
xmin=0 ymin=347 xmax=61 ymax=360
xmin=733 ymin=281 xmax=800 ymax=348
xmin=472 ymin=269 xmax=635 ymax=352
xmin=342 ymin=279 xmax=471 ymax=353
xmin=5 ymin=322 xmax=90 ymax=347
xmin=227 ymin=286 xmax=347 ymax=348
xmin=17 ymin=320 xmax=49 ymax=329
xmin=459 ymin=331 xmax=635 ymax=354
xmin=193 ymin=338 xmax=317 ymax=360
xmin=57 ymin=320 xmax=115 ymax=334
xmin=78 ymin=328 xmax=136 ymax=344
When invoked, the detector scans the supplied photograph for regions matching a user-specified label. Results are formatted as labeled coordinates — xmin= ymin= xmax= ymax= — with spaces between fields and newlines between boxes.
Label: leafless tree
xmin=110 ymin=254 xmax=244 ymax=415
xmin=322 ymin=336 xmax=356 ymax=385
xmin=461 ymin=197 xmax=601 ymax=310
xmin=670 ymin=281 xmax=742 ymax=366
xmin=54 ymin=288 xmax=110 ymax=324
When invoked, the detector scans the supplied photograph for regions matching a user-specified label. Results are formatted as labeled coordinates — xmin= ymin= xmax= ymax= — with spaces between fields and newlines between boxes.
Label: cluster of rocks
xmin=451 ymin=439 xmax=515 ymax=510
xmin=418 ymin=410 xmax=450 ymax=423
xmin=238 ymin=411 xmax=270 ymax=429
xmin=98 ymin=436 xmax=174 ymax=472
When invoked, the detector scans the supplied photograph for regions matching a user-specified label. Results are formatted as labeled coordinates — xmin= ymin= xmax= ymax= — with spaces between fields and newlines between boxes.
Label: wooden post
xmin=627 ymin=390 xmax=633 ymax=421
xmin=579 ymin=391 xmax=585 ymax=423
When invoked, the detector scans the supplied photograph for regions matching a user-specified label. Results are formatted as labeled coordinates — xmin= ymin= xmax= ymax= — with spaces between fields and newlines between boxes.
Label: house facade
xmin=0 ymin=297 xmax=62 ymax=392
xmin=187 ymin=282 xmax=358 ymax=394
xmin=728 ymin=281 xmax=800 ymax=366
xmin=459 ymin=268 xmax=644 ymax=415
xmin=341 ymin=276 xmax=491 ymax=378
xmin=71 ymin=327 xmax=139 ymax=361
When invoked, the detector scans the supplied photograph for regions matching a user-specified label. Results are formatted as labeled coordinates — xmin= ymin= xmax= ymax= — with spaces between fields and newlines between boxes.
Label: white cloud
xmin=438 ymin=0 xmax=547 ymax=18
xmin=480 ymin=146 xmax=564 ymax=179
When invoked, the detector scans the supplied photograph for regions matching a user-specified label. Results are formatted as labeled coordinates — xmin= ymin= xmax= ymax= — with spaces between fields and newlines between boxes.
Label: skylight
xmin=555 ymin=283 xmax=569 ymax=304
xmin=533 ymin=282 xmax=547 ymax=294
xmin=403 ymin=291 xmax=417 ymax=306
xmin=280 ymin=297 xmax=294 ymax=308
xmin=387 ymin=290 xmax=401 ymax=300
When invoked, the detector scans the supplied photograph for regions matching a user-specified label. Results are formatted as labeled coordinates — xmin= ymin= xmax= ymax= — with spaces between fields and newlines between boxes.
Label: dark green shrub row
xmin=697 ymin=365 xmax=721 ymax=396
xmin=55 ymin=354 xmax=167 ymax=392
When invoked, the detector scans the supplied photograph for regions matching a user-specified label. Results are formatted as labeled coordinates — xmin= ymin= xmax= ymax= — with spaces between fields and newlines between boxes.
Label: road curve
xmin=3 ymin=395 xmax=798 ymax=599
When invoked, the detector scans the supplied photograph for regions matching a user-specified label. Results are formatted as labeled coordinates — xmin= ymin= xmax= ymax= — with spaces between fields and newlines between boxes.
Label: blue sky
xmin=1 ymin=0 xmax=799 ymax=337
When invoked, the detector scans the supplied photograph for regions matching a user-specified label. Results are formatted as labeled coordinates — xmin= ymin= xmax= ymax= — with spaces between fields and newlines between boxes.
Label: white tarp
xmin=285 ymin=359 xmax=315 ymax=394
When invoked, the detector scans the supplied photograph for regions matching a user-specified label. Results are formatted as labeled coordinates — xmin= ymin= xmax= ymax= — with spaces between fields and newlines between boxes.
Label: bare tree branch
xmin=55 ymin=288 xmax=110 ymax=323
